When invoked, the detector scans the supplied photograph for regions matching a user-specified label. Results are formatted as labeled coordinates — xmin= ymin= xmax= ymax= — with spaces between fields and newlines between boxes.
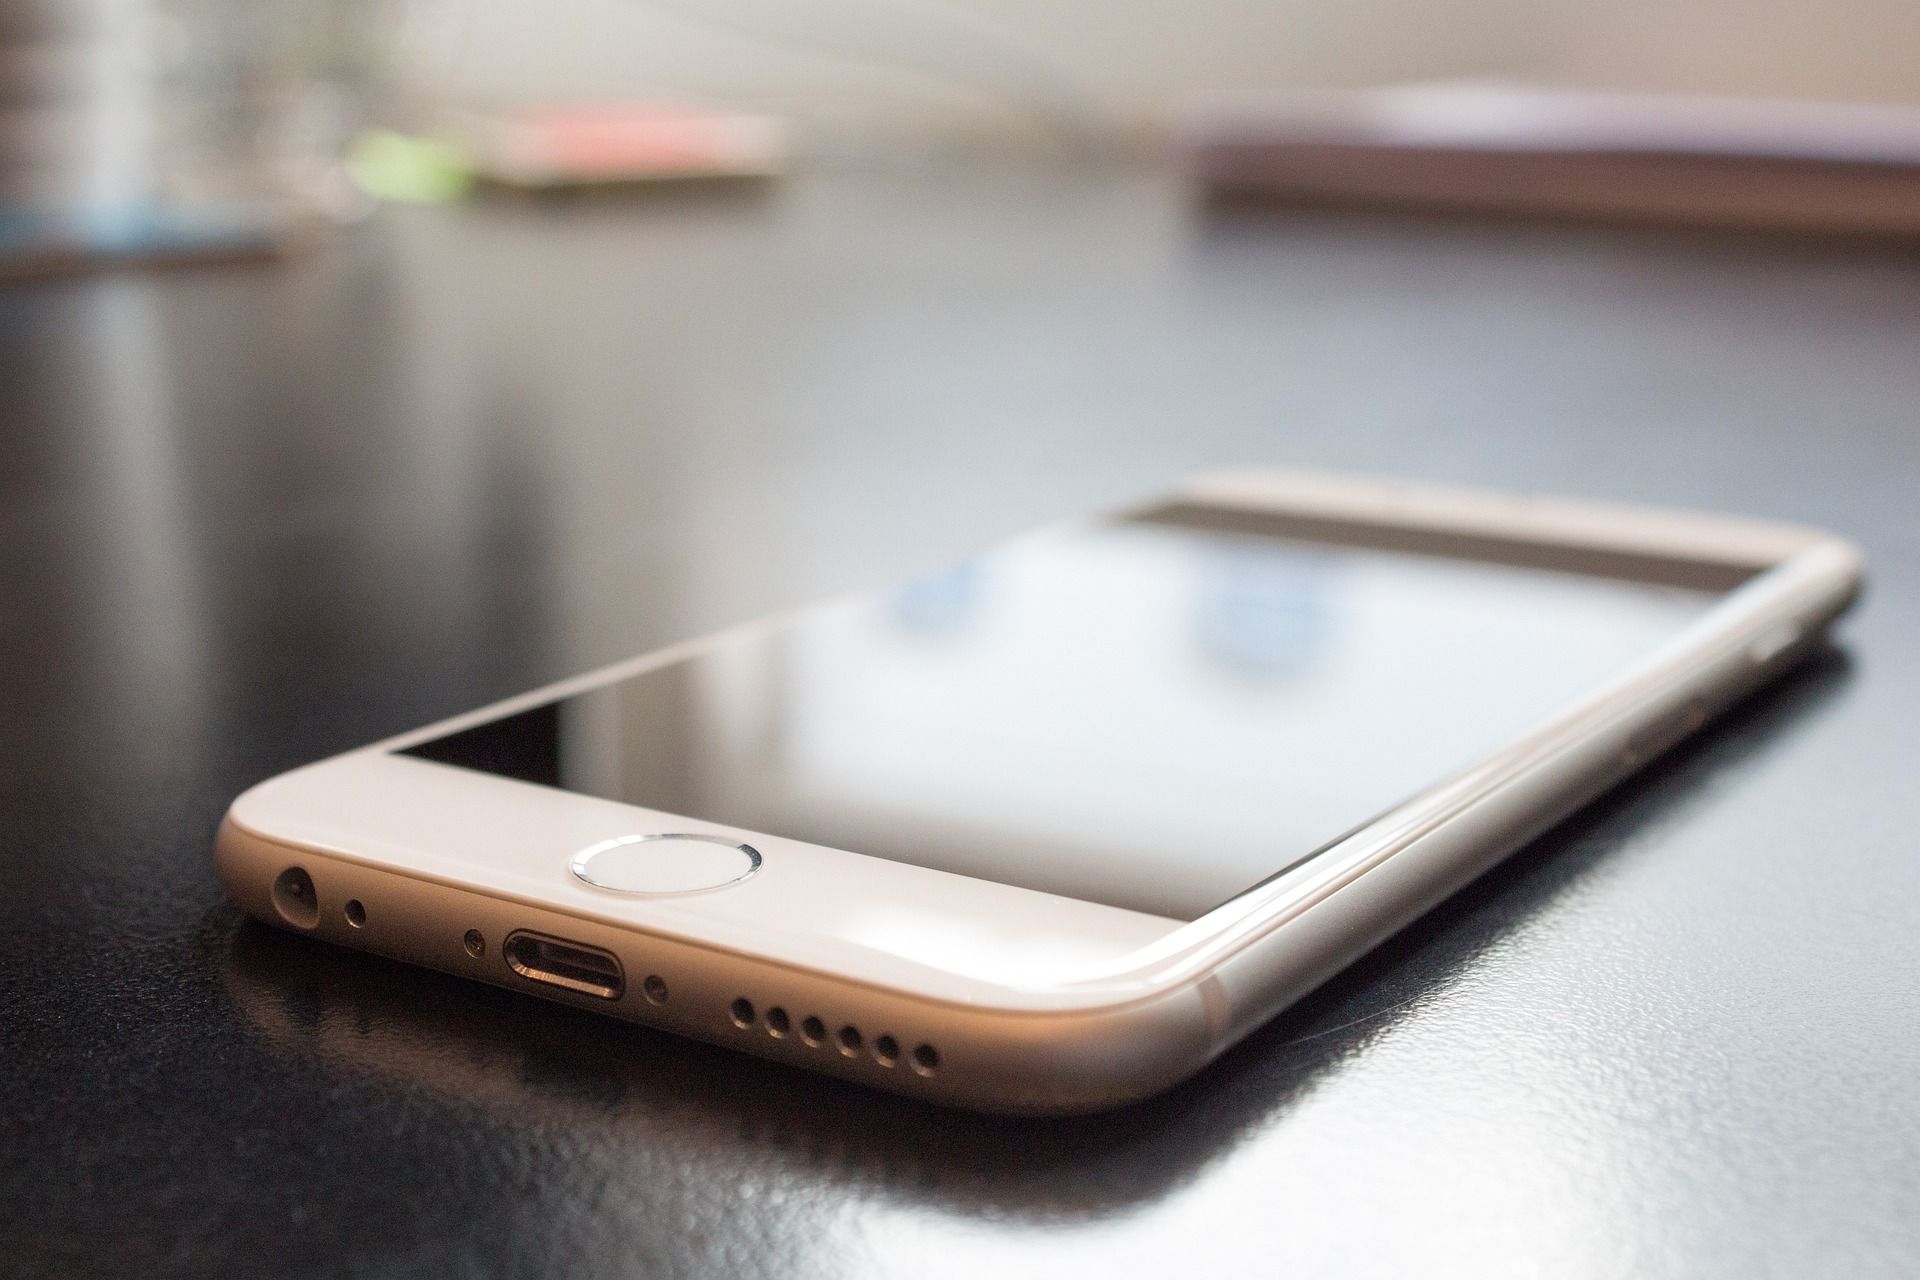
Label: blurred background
xmin=7 ymin=0 xmax=1920 ymax=258
xmin=5 ymin=0 xmax=1918 ymax=696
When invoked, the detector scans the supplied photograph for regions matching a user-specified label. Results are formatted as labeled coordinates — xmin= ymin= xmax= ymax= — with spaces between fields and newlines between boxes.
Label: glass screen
xmin=401 ymin=511 xmax=1733 ymax=920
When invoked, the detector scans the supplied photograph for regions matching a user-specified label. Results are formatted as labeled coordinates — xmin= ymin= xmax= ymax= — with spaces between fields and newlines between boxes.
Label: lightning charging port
xmin=502 ymin=931 xmax=625 ymax=1000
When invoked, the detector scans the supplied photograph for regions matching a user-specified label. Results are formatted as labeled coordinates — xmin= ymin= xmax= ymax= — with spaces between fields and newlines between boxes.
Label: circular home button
xmin=571 ymin=833 xmax=762 ymax=895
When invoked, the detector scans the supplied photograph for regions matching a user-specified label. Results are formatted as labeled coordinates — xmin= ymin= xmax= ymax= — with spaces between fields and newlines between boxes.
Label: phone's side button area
xmin=1746 ymin=622 xmax=1804 ymax=668
xmin=1619 ymin=698 xmax=1711 ymax=770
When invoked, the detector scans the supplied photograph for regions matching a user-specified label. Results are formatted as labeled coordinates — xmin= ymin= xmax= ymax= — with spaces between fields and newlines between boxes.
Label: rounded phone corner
xmin=213 ymin=805 xmax=299 ymax=931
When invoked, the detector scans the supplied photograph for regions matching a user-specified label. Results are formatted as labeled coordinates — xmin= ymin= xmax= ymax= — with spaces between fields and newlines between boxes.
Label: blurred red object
xmin=457 ymin=105 xmax=788 ymax=189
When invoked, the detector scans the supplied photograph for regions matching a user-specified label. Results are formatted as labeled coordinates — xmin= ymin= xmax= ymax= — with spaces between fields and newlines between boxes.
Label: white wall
xmin=1530 ymin=0 xmax=1920 ymax=103
xmin=428 ymin=0 xmax=1920 ymax=141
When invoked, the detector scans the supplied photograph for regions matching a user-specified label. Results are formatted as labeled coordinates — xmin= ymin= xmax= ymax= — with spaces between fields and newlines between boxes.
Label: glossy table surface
xmin=3 ymin=155 xmax=1918 ymax=1278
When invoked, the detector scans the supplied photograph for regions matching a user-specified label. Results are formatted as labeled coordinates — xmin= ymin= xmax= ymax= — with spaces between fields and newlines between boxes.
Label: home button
xmin=571 ymin=833 xmax=762 ymax=895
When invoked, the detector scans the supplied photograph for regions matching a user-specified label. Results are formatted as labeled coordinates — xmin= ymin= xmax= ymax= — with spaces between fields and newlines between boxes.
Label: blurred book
xmin=0 ymin=203 xmax=307 ymax=281
xmin=1183 ymin=81 xmax=1920 ymax=237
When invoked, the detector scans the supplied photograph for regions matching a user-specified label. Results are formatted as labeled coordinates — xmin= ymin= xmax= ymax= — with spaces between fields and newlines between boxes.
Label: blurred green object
xmin=346 ymin=130 xmax=474 ymax=204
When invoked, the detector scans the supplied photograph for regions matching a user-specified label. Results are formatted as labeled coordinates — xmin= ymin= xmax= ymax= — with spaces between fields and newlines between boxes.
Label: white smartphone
xmin=216 ymin=471 xmax=1862 ymax=1114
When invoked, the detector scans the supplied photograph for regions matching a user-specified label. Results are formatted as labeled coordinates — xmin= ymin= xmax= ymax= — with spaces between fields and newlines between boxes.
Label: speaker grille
xmin=730 ymin=996 xmax=938 ymax=1076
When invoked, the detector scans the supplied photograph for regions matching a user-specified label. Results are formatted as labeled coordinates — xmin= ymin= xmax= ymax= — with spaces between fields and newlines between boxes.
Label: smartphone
xmin=216 ymin=471 xmax=1861 ymax=1113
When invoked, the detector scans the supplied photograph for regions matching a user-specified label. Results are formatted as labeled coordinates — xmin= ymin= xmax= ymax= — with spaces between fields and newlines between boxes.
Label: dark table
xmin=4 ymin=155 xmax=1917 ymax=1278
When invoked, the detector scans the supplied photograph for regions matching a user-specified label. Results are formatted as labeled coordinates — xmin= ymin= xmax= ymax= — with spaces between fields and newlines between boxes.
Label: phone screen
xmin=401 ymin=508 xmax=1739 ymax=920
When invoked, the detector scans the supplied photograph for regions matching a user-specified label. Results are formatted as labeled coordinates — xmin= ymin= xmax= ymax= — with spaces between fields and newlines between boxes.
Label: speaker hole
xmin=765 ymin=1007 xmax=790 ymax=1037
xmin=837 ymin=1025 xmax=862 ymax=1057
xmin=911 ymin=1044 xmax=940 ymax=1076
xmin=729 ymin=997 xmax=755 ymax=1028
xmin=872 ymin=1034 xmax=899 ymax=1066
xmin=271 ymin=867 xmax=320 ymax=930
xmin=643 ymin=975 xmax=669 ymax=1005
xmin=800 ymin=1016 xmax=826 ymax=1046
xmin=343 ymin=899 xmax=366 ymax=928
